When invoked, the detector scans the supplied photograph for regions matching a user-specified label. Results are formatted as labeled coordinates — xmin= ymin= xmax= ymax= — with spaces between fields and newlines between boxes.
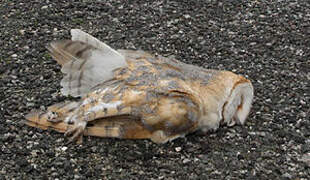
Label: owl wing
xmin=47 ymin=29 xmax=127 ymax=97
xmin=37 ymin=29 xmax=205 ymax=143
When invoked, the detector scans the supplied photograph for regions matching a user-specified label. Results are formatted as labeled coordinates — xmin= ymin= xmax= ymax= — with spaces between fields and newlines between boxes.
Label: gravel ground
xmin=1 ymin=0 xmax=309 ymax=179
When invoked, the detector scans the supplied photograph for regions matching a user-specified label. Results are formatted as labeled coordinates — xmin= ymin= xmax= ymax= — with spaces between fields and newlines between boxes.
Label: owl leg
xmin=62 ymin=100 xmax=131 ymax=143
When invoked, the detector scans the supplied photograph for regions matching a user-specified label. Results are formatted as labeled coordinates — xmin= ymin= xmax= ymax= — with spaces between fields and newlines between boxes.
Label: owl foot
xmin=65 ymin=121 xmax=87 ymax=144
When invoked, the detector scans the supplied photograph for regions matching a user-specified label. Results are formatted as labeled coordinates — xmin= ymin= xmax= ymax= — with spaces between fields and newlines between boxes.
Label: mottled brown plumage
xmin=25 ymin=29 xmax=254 ymax=144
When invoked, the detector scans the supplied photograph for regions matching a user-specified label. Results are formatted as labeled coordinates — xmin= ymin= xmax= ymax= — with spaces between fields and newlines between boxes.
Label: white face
xmin=222 ymin=82 xmax=254 ymax=126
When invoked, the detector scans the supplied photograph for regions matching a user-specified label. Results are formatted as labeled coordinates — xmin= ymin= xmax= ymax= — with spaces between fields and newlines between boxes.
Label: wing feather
xmin=47 ymin=29 xmax=127 ymax=97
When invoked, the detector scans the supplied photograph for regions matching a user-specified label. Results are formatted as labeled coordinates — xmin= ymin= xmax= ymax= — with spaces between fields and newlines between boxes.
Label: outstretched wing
xmin=47 ymin=29 xmax=127 ymax=97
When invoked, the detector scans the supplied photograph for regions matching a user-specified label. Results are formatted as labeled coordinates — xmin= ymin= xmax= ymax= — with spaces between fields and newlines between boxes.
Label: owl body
xmin=25 ymin=29 xmax=254 ymax=143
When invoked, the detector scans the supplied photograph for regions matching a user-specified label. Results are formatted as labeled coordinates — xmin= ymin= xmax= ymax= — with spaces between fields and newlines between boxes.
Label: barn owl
xmin=25 ymin=29 xmax=254 ymax=144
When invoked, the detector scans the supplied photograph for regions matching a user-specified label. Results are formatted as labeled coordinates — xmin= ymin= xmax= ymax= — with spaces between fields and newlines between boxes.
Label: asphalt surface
xmin=0 ymin=0 xmax=309 ymax=179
